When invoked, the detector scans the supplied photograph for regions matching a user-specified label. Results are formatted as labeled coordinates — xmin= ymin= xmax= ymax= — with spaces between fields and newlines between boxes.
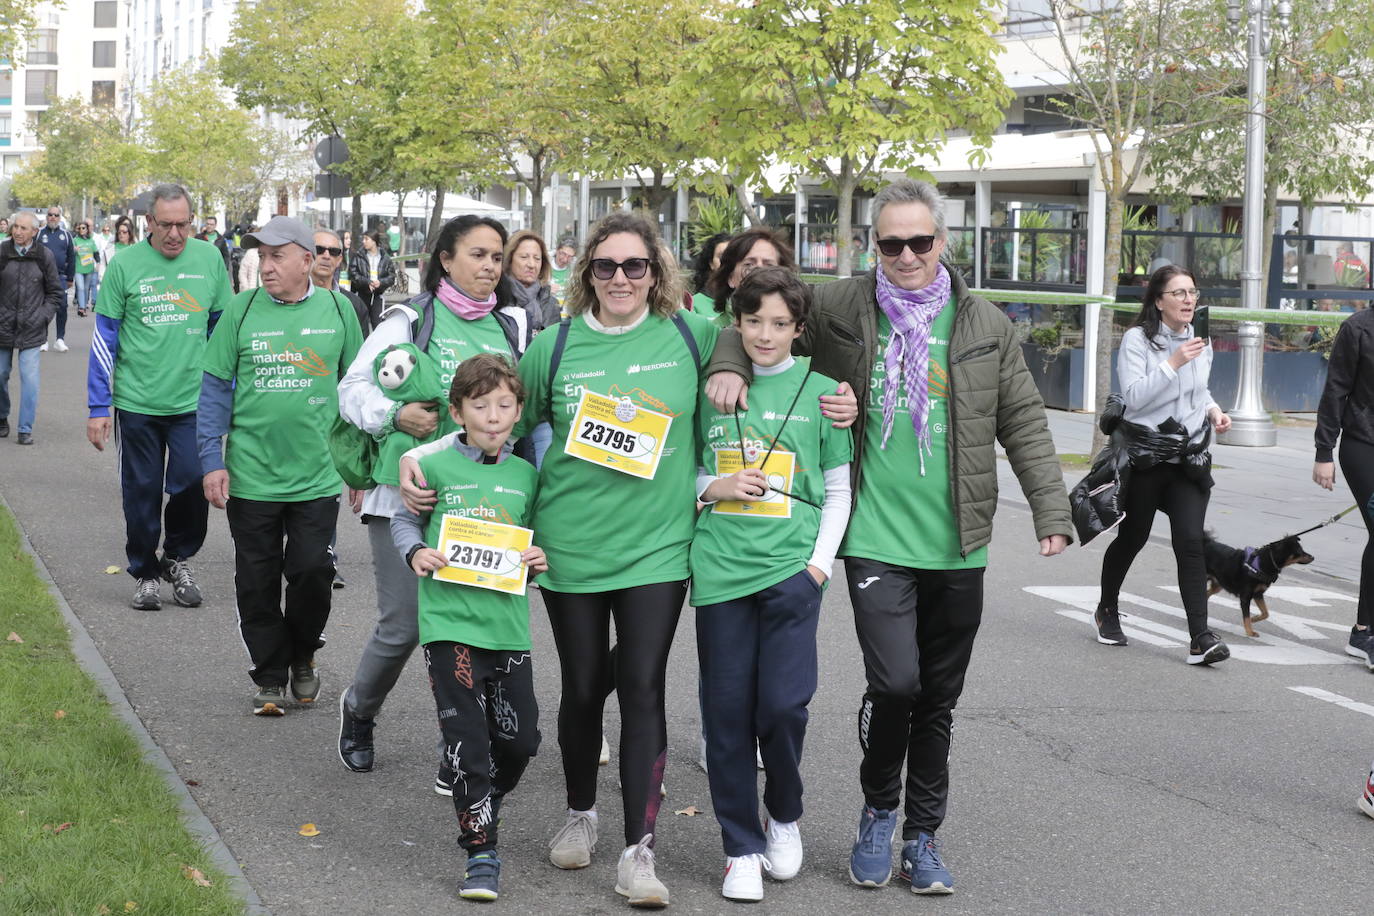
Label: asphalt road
xmin=3 ymin=315 xmax=1372 ymax=914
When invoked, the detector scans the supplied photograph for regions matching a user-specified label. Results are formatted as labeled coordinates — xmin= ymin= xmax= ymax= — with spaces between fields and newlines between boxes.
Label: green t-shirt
xmin=841 ymin=303 xmax=988 ymax=570
xmin=388 ymin=228 xmax=401 ymax=253
xmin=515 ymin=309 xmax=719 ymax=592
xmin=202 ymin=286 xmax=364 ymax=501
xmin=96 ymin=237 xmax=231 ymax=416
xmin=550 ymin=266 xmax=571 ymax=300
xmin=416 ymin=448 xmax=540 ymax=650
xmin=73 ymin=236 xmax=98 ymax=274
xmin=690 ymin=358 xmax=852 ymax=606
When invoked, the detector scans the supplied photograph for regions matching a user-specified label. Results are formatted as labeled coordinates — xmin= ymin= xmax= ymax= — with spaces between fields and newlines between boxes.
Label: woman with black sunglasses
xmin=508 ymin=212 xmax=718 ymax=907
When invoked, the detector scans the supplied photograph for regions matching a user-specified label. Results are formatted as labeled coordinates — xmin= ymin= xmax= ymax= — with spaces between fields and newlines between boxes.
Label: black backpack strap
xmin=548 ymin=317 xmax=572 ymax=383
xmin=671 ymin=311 xmax=702 ymax=374
xmin=235 ymin=288 xmax=262 ymax=337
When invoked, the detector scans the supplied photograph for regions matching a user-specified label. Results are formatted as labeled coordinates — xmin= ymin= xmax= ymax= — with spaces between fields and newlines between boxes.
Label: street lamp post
xmin=1219 ymin=0 xmax=1288 ymax=447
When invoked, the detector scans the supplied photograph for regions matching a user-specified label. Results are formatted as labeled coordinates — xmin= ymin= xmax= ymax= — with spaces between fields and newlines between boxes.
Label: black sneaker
xmin=131 ymin=577 xmax=162 ymax=611
xmin=1346 ymin=627 xmax=1374 ymax=671
xmin=332 ymin=569 xmax=346 ymax=589
xmin=436 ymin=761 xmax=456 ymax=797
xmin=1187 ymin=631 xmax=1230 ymax=666
xmin=1094 ymin=605 xmax=1128 ymax=646
xmin=0 ymin=418 xmax=8 ymax=437
xmin=16 ymin=432 xmax=32 ymax=445
xmin=290 ymin=658 xmax=321 ymax=703
xmin=160 ymin=556 xmax=202 ymax=607
xmin=337 ymin=690 xmax=375 ymax=772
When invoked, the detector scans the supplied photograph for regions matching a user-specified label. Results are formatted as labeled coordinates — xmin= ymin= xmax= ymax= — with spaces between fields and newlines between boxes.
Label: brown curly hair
xmin=564 ymin=212 xmax=683 ymax=320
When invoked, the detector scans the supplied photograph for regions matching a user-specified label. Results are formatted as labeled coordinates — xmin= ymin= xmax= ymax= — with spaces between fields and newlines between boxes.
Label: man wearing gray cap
xmin=197 ymin=215 xmax=365 ymax=716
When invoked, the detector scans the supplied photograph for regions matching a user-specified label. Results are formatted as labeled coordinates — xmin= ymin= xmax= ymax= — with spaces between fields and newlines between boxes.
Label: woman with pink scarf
xmin=334 ymin=215 xmax=529 ymax=787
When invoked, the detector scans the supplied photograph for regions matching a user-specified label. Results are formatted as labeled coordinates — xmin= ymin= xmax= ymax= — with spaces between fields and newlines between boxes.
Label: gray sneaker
xmin=131 ymin=577 xmax=162 ymax=611
xmin=290 ymin=659 xmax=320 ymax=703
xmin=252 ymin=684 xmax=288 ymax=716
xmin=616 ymin=833 xmax=669 ymax=908
xmin=160 ymin=556 xmax=202 ymax=607
xmin=549 ymin=809 xmax=598 ymax=869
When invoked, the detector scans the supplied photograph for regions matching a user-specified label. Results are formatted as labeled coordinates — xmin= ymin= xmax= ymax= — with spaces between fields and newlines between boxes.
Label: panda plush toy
xmin=370 ymin=343 xmax=446 ymax=486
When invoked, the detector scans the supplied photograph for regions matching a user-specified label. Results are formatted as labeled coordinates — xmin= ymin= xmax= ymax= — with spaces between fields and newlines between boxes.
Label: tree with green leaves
xmin=10 ymin=97 xmax=145 ymax=210
xmin=1024 ymin=0 xmax=1227 ymax=452
xmin=1145 ymin=0 xmax=1374 ymax=285
xmin=0 ymin=0 xmax=41 ymax=64
xmin=689 ymin=0 xmax=1011 ymax=278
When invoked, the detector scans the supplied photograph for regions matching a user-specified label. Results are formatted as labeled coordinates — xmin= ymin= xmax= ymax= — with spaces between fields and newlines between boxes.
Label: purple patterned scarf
xmin=875 ymin=262 xmax=951 ymax=474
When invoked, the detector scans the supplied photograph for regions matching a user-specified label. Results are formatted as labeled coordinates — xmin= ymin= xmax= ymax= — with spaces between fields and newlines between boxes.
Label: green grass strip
xmin=0 ymin=505 xmax=246 ymax=916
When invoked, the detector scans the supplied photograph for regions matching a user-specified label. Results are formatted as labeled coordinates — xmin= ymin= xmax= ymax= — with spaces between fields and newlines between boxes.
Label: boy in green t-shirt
xmin=391 ymin=354 xmax=547 ymax=902
xmin=690 ymin=267 xmax=853 ymax=902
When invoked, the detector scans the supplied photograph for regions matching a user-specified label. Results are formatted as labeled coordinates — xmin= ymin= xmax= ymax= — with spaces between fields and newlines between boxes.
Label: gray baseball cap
xmin=242 ymin=216 xmax=314 ymax=253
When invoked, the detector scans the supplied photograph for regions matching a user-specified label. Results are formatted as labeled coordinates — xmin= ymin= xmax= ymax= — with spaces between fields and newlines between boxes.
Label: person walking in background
xmin=550 ymin=240 xmax=577 ymax=304
xmin=1313 ymin=300 xmax=1374 ymax=671
xmin=350 ymin=230 xmax=395 ymax=329
xmin=0 ymin=217 xmax=11 ymax=240
xmin=197 ymin=216 xmax=363 ymax=716
xmin=0 ymin=212 xmax=63 ymax=445
xmin=1095 ymin=265 xmax=1231 ymax=665
xmin=86 ymin=184 xmax=231 ymax=612
xmin=72 ymin=220 xmax=101 ymax=318
xmin=689 ymin=232 xmax=729 ymax=313
xmin=38 ymin=205 xmax=76 ymax=352
xmin=504 ymin=230 xmax=560 ymax=333
xmin=706 ymin=228 xmax=796 ymax=329
xmin=107 ymin=217 xmax=138 ymax=263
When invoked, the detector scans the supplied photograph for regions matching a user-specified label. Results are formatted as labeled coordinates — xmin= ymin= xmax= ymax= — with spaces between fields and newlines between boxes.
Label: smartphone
xmin=1193 ymin=305 xmax=1209 ymax=341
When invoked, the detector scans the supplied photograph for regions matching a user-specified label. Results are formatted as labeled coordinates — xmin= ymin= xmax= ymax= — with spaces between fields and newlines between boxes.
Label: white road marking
xmin=1025 ymin=585 xmax=1353 ymax=666
xmin=1289 ymin=686 xmax=1374 ymax=720
xmin=1056 ymin=610 xmax=1183 ymax=648
xmin=1158 ymin=586 xmax=1336 ymax=640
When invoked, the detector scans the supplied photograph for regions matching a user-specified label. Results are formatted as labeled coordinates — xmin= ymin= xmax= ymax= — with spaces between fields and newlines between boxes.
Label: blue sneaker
xmin=900 ymin=832 xmax=953 ymax=895
xmin=848 ymin=805 xmax=897 ymax=887
xmin=460 ymin=851 xmax=500 ymax=901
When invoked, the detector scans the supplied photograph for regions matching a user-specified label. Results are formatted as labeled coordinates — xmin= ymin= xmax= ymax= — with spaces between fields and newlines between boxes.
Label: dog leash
xmin=1290 ymin=504 xmax=1359 ymax=538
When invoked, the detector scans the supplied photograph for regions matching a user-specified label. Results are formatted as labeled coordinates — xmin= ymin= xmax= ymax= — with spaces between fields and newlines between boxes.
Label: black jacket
xmin=1315 ymin=308 xmax=1374 ymax=461
xmin=0 ymin=240 xmax=64 ymax=349
xmin=349 ymin=249 xmax=395 ymax=300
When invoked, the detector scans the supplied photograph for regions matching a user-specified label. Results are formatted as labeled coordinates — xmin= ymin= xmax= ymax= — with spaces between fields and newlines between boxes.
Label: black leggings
xmin=1100 ymin=462 xmax=1212 ymax=639
xmin=1340 ymin=437 xmax=1374 ymax=628
xmin=542 ymin=580 xmax=686 ymax=846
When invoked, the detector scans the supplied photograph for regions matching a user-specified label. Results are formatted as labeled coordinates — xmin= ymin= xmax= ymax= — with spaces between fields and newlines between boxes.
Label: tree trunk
xmin=350 ymin=194 xmax=363 ymax=257
xmin=835 ymin=159 xmax=856 ymax=279
xmin=734 ymin=181 xmax=760 ymax=228
xmin=424 ymin=185 xmax=447 ymax=274
xmin=1091 ymin=192 xmax=1126 ymax=455
xmin=395 ymin=191 xmax=407 ymax=257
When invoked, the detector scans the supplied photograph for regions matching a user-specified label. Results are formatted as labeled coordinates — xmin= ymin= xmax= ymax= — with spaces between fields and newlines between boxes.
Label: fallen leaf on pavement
xmin=184 ymin=779 xmax=199 ymax=786
xmin=53 ymin=710 xmax=66 ymax=720
xmin=298 ymin=823 xmax=321 ymax=837
xmin=181 ymin=865 xmax=212 ymax=887
xmin=6 ymin=632 xmax=22 ymax=643
xmin=105 ymin=565 xmax=121 ymax=574
xmin=674 ymin=806 xmax=700 ymax=817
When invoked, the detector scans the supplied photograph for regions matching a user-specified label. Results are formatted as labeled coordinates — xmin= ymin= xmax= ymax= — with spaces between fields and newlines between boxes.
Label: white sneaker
xmin=600 ymin=734 xmax=611 ymax=765
xmin=549 ymin=809 xmax=597 ymax=869
xmin=39 ymin=342 xmax=48 ymax=351
xmin=616 ymin=834 xmax=669 ymax=908
xmin=721 ymin=853 xmax=766 ymax=902
xmin=762 ymin=815 xmax=802 ymax=880
xmin=53 ymin=338 xmax=68 ymax=352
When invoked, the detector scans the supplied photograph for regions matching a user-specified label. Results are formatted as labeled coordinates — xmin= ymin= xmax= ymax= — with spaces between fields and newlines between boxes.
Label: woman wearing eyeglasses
xmin=335 ymin=215 xmax=529 ymax=786
xmin=705 ymin=178 xmax=1069 ymax=894
xmin=706 ymin=228 xmax=797 ymax=328
xmin=72 ymin=222 xmax=101 ymax=317
xmin=504 ymin=212 xmax=718 ymax=907
xmin=1094 ymin=264 xmax=1231 ymax=665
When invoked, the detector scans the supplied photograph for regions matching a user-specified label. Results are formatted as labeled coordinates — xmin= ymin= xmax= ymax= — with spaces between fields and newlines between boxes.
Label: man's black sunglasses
xmin=875 ymin=234 xmax=937 ymax=257
xmin=315 ymin=245 xmax=343 ymax=257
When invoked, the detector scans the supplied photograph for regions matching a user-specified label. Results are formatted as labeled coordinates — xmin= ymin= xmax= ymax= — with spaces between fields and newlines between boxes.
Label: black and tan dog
xmin=1203 ymin=532 xmax=1314 ymax=637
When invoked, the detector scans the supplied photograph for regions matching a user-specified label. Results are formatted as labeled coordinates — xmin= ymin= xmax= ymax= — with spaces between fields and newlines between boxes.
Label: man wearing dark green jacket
xmin=706 ymin=179 xmax=1072 ymax=896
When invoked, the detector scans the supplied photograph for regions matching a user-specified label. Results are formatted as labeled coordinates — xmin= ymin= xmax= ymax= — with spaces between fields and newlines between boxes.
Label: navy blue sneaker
xmin=848 ymin=805 xmax=897 ymax=887
xmin=460 ymin=851 xmax=500 ymax=901
xmin=900 ymin=832 xmax=953 ymax=895
xmin=1345 ymin=627 xmax=1374 ymax=671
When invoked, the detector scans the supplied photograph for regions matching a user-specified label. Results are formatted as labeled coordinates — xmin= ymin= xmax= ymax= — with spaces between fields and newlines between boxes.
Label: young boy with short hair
xmin=390 ymin=353 xmax=547 ymax=901
xmin=690 ymin=266 xmax=854 ymax=902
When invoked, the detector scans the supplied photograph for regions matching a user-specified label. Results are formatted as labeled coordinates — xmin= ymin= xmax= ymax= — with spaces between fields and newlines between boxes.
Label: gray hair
xmin=149 ymin=183 xmax=191 ymax=211
xmin=314 ymin=227 xmax=342 ymax=245
xmin=10 ymin=211 xmax=38 ymax=229
xmin=871 ymin=179 xmax=947 ymax=240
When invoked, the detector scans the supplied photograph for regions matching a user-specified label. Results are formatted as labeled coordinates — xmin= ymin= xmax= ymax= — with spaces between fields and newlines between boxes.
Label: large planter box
xmin=1107 ymin=349 xmax=1330 ymax=413
xmin=1021 ymin=342 xmax=1085 ymax=411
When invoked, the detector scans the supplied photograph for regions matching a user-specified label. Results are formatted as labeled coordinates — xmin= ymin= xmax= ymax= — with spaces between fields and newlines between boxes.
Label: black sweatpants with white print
xmin=424 ymin=642 xmax=541 ymax=852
